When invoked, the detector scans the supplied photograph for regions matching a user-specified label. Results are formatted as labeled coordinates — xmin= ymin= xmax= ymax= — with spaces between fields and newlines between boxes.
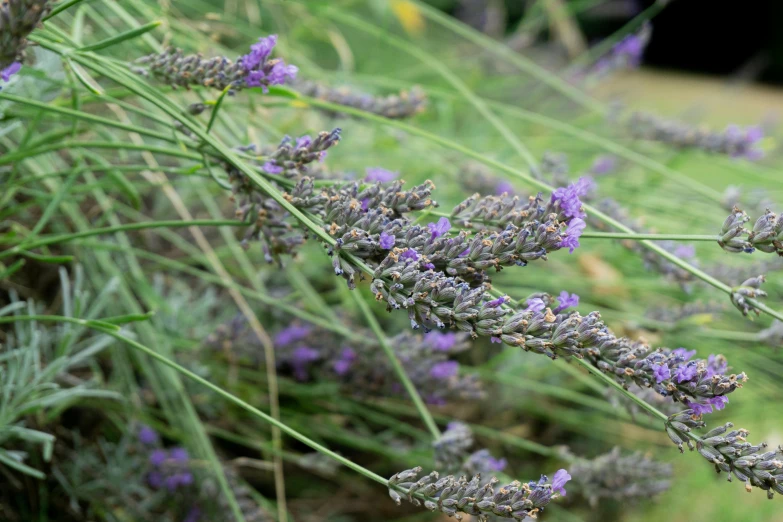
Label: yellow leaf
xmin=391 ymin=0 xmax=425 ymax=36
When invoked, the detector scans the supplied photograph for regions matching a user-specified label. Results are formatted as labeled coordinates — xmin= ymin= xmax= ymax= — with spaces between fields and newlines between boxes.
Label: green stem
xmin=580 ymin=232 xmax=718 ymax=241
xmin=351 ymin=291 xmax=441 ymax=439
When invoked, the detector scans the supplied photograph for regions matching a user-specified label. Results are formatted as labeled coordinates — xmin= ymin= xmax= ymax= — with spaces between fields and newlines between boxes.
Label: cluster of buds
xmin=628 ymin=112 xmax=764 ymax=161
xmin=0 ymin=0 xmax=53 ymax=84
xmin=133 ymin=34 xmax=296 ymax=93
xmin=387 ymin=466 xmax=570 ymax=521
xmin=719 ymin=207 xmax=783 ymax=256
xmin=224 ymin=129 xmax=342 ymax=262
xmin=206 ymin=319 xmax=483 ymax=405
xmin=666 ymin=415 xmax=783 ymax=498
xmin=368 ymin=261 xmax=745 ymax=414
xmin=730 ymin=275 xmax=768 ymax=317
xmin=293 ymin=79 xmax=426 ymax=119
xmin=570 ymin=446 xmax=672 ymax=507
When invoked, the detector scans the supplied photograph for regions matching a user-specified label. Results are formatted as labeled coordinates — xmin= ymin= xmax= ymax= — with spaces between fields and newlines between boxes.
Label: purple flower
xmin=485 ymin=296 xmax=508 ymax=308
xmin=705 ymin=354 xmax=728 ymax=379
xmin=495 ymin=180 xmax=514 ymax=195
xmin=425 ymin=331 xmax=457 ymax=351
xmin=149 ymin=449 xmax=167 ymax=467
xmin=559 ymin=217 xmax=586 ymax=253
xmin=430 ymin=361 xmax=459 ymax=379
xmin=365 ymin=167 xmax=398 ymax=183
xmin=590 ymin=155 xmax=617 ymax=175
xmin=652 ymin=363 xmax=671 ymax=383
xmin=490 ymin=336 xmax=502 ymax=344
xmin=275 ymin=325 xmax=311 ymax=346
xmin=709 ymin=396 xmax=729 ymax=410
xmin=551 ymin=177 xmax=592 ymax=219
xmin=1 ymin=62 xmax=21 ymax=83
xmin=673 ymin=362 xmax=698 ymax=383
xmin=487 ymin=456 xmax=507 ymax=472
xmin=264 ymin=61 xmax=298 ymax=86
xmin=138 ymin=425 xmax=158 ymax=445
xmin=291 ymin=346 xmax=319 ymax=381
xmin=672 ymin=348 xmax=696 ymax=361
xmin=427 ymin=217 xmax=451 ymax=240
xmin=169 ymin=447 xmax=189 ymax=463
xmin=400 ymin=249 xmax=419 ymax=261
xmin=262 ymin=161 xmax=283 ymax=174
xmin=292 ymin=346 xmax=319 ymax=364
xmin=553 ymin=291 xmax=579 ymax=313
xmin=333 ymin=348 xmax=356 ymax=376
xmin=241 ymin=35 xmax=278 ymax=70
xmin=685 ymin=400 xmax=713 ymax=416
xmin=379 ymin=232 xmax=395 ymax=250
xmin=552 ymin=469 xmax=571 ymax=496
xmin=524 ymin=298 xmax=546 ymax=313
xmin=295 ymin=135 xmax=312 ymax=148
xmin=423 ymin=262 xmax=435 ymax=270
xmin=458 ymin=248 xmax=470 ymax=257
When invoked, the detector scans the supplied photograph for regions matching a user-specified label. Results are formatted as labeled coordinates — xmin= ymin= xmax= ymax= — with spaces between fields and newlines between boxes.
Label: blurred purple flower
xmin=709 ymin=396 xmax=729 ymax=410
xmin=495 ymin=180 xmax=514 ymax=195
xmin=275 ymin=325 xmax=311 ymax=346
xmin=552 ymin=469 xmax=571 ymax=496
xmin=262 ymin=161 xmax=284 ymax=174
xmin=425 ymin=331 xmax=457 ymax=351
xmin=590 ymin=155 xmax=617 ymax=175
xmin=149 ymin=449 xmax=167 ymax=467
xmin=430 ymin=361 xmax=459 ymax=379
xmin=169 ymin=447 xmax=189 ymax=463
xmin=365 ymin=167 xmax=399 ymax=182
xmin=485 ymin=296 xmax=508 ymax=308
xmin=138 ymin=425 xmax=158 ymax=445
xmin=333 ymin=348 xmax=356 ymax=375
xmin=560 ymin=217 xmax=586 ymax=253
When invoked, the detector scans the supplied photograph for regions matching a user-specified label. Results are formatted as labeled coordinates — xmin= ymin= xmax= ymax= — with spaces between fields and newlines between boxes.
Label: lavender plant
xmin=3 ymin=1 xmax=783 ymax=520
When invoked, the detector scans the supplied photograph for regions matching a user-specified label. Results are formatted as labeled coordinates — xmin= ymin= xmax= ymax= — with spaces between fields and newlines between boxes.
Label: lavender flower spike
xmin=388 ymin=466 xmax=566 ymax=519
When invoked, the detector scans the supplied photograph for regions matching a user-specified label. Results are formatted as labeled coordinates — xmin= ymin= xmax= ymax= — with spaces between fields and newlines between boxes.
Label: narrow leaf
xmin=79 ymin=21 xmax=161 ymax=52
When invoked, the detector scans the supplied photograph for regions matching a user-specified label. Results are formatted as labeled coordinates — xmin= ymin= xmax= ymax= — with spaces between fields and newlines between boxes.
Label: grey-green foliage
xmin=0 ymin=266 xmax=120 ymax=478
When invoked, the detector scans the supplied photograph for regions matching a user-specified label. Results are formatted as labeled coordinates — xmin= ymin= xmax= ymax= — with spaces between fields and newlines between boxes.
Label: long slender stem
xmin=351 ymin=291 xmax=441 ymax=439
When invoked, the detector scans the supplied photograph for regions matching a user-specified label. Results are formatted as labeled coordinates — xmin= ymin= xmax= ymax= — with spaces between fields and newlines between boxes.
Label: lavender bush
xmin=0 ymin=2 xmax=782 ymax=522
